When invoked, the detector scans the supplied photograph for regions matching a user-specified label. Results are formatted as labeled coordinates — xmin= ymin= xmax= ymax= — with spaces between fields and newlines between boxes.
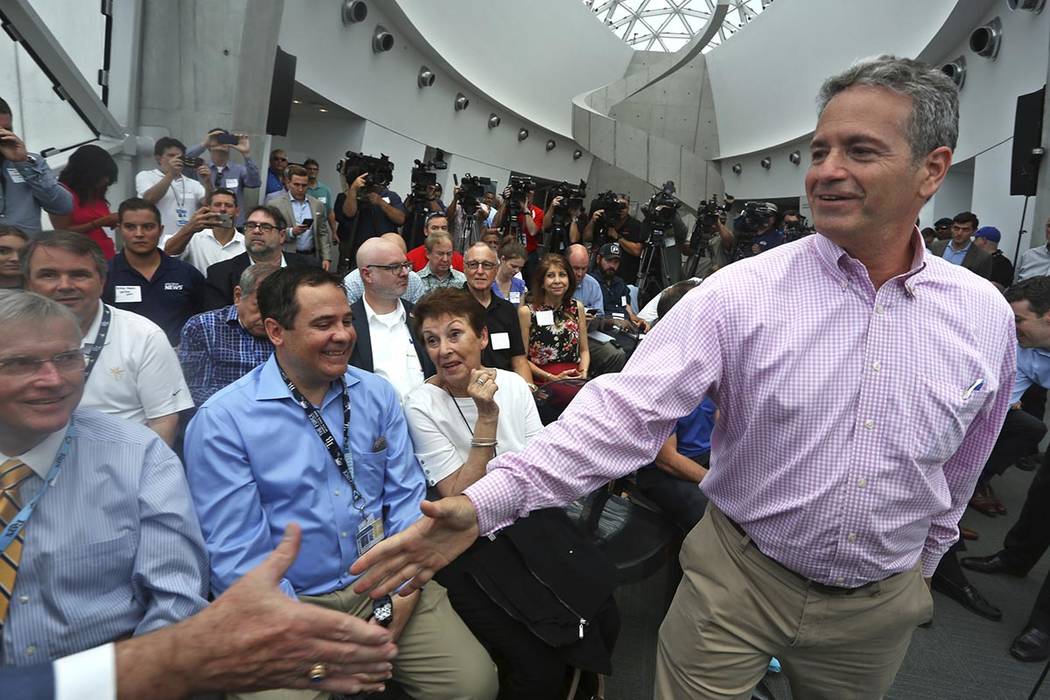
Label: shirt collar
xmin=255 ymin=354 xmax=360 ymax=402
xmin=812 ymin=228 xmax=929 ymax=292
xmin=223 ymin=304 xmax=241 ymax=326
xmin=82 ymin=300 xmax=106 ymax=345
xmin=363 ymin=296 xmax=406 ymax=326
xmin=0 ymin=422 xmax=70 ymax=478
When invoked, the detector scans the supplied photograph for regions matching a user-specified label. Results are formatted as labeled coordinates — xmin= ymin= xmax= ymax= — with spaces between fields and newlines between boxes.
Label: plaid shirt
xmin=178 ymin=305 xmax=274 ymax=405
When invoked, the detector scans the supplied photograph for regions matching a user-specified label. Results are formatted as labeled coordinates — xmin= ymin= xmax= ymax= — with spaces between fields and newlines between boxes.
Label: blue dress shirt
xmin=185 ymin=357 xmax=426 ymax=597
xmin=1011 ymin=345 xmax=1050 ymax=404
xmin=942 ymin=241 xmax=971 ymax=266
xmin=177 ymin=305 xmax=274 ymax=405
xmin=3 ymin=409 xmax=208 ymax=665
xmin=676 ymin=397 xmax=718 ymax=458
xmin=573 ymin=274 xmax=605 ymax=316
xmin=183 ymin=146 xmax=262 ymax=226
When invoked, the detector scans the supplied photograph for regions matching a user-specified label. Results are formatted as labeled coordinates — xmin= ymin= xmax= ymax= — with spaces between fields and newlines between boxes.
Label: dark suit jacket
xmin=349 ymin=298 xmax=436 ymax=379
xmin=1 ymin=662 xmax=54 ymax=700
xmin=203 ymin=251 xmax=319 ymax=310
xmin=929 ymin=240 xmax=994 ymax=279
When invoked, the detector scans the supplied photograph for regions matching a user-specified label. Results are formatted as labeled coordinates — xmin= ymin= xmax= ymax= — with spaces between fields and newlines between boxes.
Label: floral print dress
xmin=526 ymin=299 xmax=580 ymax=369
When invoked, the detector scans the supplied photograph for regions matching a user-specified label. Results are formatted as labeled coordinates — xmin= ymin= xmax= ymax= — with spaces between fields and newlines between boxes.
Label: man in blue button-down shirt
xmin=184 ymin=266 xmax=496 ymax=700
xmin=184 ymin=129 xmax=261 ymax=227
xmin=0 ymin=99 xmax=73 ymax=234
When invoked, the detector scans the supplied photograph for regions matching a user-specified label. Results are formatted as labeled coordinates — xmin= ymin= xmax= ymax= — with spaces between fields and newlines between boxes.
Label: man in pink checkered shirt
xmin=354 ymin=56 xmax=1015 ymax=699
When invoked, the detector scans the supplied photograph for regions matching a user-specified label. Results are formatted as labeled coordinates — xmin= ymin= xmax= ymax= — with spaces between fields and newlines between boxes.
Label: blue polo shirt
xmin=104 ymin=252 xmax=206 ymax=345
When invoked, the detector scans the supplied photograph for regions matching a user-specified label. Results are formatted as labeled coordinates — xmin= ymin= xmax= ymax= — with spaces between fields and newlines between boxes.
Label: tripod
xmin=459 ymin=203 xmax=481 ymax=252
xmin=636 ymin=225 xmax=677 ymax=308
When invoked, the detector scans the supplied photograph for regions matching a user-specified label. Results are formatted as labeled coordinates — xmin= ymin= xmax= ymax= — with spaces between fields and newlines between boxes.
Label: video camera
xmin=337 ymin=151 xmax=394 ymax=201
xmin=782 ymin=213 xmax=815 ymax=242
xmin=551 ymin=180 xmax=586 ymax=215
xmin=592 ymin=190 xmax=624 ymax=226
xmin=409 ymin=158 xmax=447 ymax=200
xmin=730 ymin=201 xmax=778 ymax=261
xmin=641 ymin=181 xmax=681 ymax=231
xmin=457 ymin=173 xmax=492 ymax=213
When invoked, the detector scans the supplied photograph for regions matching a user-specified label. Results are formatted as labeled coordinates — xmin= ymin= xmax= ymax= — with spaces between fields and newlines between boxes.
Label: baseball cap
xmin=599 ymin=242 xmax=621 ymax=258
xmin=974 ymin=226 xmax=1001 ymax=243
xmin=934 ymin=217 xmax=953 ymax=228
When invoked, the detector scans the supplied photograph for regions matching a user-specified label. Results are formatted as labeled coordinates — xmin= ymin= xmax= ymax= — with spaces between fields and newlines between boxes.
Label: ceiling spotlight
xmin=372 ymin=25 xmax=394 ymax=53
xmin=760 ymin=156 xmax=771 ymax=169
xmin=292 ymin=99 xmax=302 ymax=105
xmin=454 ymin=93 xmax=470 ymax=111
xmin=417 ymin=66 xmax=435 ymax=88
xmin=788 ymin=150 xmax=801 ymax=165
xmin=318 ymin=107 xmax=329 ymax=113
xmin=969 ymin=17 xmax=1002 ymax=59
xmin=487 ymin=113 xmax=501 ymax=128
xmin=941 ymin=56 xmax=966 ymax=90
xmin=546 ymin=140 xmax=556 ymax=152
xmin=1008 ymin=0 xmax=1045 ymax=12
xmin=731 ymin=163 xmax=742 ymax=175
xmin=573 ymin=149 xmax=583 ymax=160
xmin=341 ymin=0 xmax=368 ymax=25
xmin=518 ymin=128 xmax=529 ymax=142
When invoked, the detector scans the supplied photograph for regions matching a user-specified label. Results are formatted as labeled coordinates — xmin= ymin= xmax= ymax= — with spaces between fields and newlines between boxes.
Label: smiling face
xmin=118 ymin=207 xmax=163 ymax=257
xmin=420 ymin=313 xmax=487 ymax=387
xmin=25 ymin=246 xmax=105 ymax=328
xmin=1012 ymin=300 xmax=1050 ymax=350
xmin=542 ymin=263 xmax=570 ymax=300
xmin=0 ymin=317 xmax=85 ymax=447
xmin=266 ymin=282 xmax=356 ymax=386
xmin=806 ymin=85 xmax=947 ymax=249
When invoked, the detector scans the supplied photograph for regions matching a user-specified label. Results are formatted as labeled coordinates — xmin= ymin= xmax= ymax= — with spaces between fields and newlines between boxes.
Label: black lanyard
xmin=277 ymin=362 xmax=365 ymax=515
xmin=84 ymin=305 xmax=112 ymax=379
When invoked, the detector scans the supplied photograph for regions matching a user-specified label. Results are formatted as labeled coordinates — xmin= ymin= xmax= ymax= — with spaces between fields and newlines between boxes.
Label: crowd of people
xmin=2 ymin=54 xmax=1050 ymax=700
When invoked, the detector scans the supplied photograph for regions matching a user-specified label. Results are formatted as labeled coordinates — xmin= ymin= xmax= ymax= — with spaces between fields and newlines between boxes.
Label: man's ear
xmin=233 ymin=285 xmax=243 ymax=304
xmin=264 ymin=317 xmax=284 ymax=346
xmin=918 ymin=146 xmax=952 ymax=201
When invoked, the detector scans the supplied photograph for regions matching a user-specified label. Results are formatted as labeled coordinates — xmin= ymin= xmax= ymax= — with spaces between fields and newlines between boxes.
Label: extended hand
xmin=350 ymin=496 xmax=480 ymax=598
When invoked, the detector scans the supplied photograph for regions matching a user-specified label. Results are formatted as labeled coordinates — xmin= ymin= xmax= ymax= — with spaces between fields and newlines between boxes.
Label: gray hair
xmin=818 ymin=55 xmax=959 ymax=163
xmin=21 ymin=230 xmax=107 ymax=280
xmin=0 ymin=289 xmax=81 ymax=339
xmin=237 ymin=263 xmax=280 ymax=297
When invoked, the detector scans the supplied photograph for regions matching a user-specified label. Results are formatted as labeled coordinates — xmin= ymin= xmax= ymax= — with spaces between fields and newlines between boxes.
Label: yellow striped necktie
xmin=0 ymin=458 xmax=33 ymax=624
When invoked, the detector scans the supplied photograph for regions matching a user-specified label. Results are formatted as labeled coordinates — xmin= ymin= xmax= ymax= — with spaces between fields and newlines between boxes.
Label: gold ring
xmin=476 ymin=377 xmax=486 ymax=384
xmin=308 ymin=662 xmax=327 ymax=683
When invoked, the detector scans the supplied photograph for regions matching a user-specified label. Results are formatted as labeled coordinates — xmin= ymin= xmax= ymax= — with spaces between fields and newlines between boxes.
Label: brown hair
xmin=411 ymin=288 xmax=486 ymax=337
xmin=527 ymin=253 xmax=576 ymax=306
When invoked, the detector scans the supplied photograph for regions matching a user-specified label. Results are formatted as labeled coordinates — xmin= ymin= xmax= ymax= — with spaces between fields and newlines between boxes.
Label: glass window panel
xmin=27 ymin=0 xmax=107 ymax=99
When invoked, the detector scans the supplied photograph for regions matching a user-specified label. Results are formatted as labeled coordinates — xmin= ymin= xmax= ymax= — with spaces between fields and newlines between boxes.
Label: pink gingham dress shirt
xmin=464 ymin=231 xmax=1016 ymax=587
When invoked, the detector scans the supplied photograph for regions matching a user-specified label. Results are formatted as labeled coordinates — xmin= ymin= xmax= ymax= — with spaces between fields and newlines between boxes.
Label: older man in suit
xmin=928 ymin=211 xmax=993 ymax=279
xmin=267 ymin=165 xmax=333 ymax=270
xmin=349 ymin=237 xmax=434 ymax=402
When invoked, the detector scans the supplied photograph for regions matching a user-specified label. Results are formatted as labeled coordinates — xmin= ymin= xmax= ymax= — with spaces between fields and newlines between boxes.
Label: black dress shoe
xmin=932 ymin=576 xmax=1002 ymax=621
xmin=1011 ymin=626 xmax=1050 ymax=662
xmin=961 ymin=552 xmax=1028 ymax=577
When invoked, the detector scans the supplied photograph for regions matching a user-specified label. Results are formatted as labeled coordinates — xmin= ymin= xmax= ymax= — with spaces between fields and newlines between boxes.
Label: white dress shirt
xmin=180 ymin=228 xmax=246 ymax=274
xmin=362 ymin=298 xmax=424 ymax=401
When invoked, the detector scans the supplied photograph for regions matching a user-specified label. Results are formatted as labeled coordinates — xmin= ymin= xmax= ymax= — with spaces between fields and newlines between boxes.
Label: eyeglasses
xmin=366 ymin=262 xmax=413 ymax=273
xmin=0 ymin=348 xmax=85 ymax=377
xmin=244 ymin=222 xmax=277 ymax=233
xmin=464 ymin=261 xmax=498 ymax=271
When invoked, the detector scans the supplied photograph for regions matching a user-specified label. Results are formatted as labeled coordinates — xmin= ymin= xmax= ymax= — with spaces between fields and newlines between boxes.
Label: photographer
xmin=493 ymin=181 xmax=543 ymax=264
xmin=713 ymin=201 xmax=781 ymax=267
xmin=0 ymin=96 xmax=73 ymax=233
xmin=163 ymin=188 xmax=245 ymax=274
xmin=136 ymin=137 xmax=213 ymax=246
xmin=447 ymin=177 xmax=493 ymax=253
xmin=584 ymin=193 xmax=643 ymax=283
xmin=183 ymin=128 xmax=260 ymax=226
xmin=540 ymin=185 xmax=585 ymax=256
xmin=335 ymin=160 xmax=405 ymax=268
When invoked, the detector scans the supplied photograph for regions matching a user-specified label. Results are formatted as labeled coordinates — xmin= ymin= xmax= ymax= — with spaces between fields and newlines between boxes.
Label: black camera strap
xmin=83 ymin=305 xmax=112 ymax=379
xmin=277 ymin=361 xmax=366 ymax=516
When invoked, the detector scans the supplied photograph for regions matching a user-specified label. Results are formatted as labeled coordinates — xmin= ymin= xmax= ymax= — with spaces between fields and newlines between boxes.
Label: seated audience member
xmin=184 ymin=266 xmax=497 ymax=700
xmin=344 ymin=232 xmax=424 ymax=304
xmin=634 ymin=280 xmax=713 ymax=532
xmin=928 ymin=211 xmax=993 ymax=279
xmin=0 ymin=290 xmax=208 ymax=667
xmin=971 ymin=226 xmax=1015 ymax=290
xmin=203 ymin=205 xmax=319 ymax=310
xmin=462 ymin=243 xmax=533 ymax=385
xmin=136 ymin=137 xmax=211 ymax=246
xmin=178 ymin=264 xmax=278 ymax=405
xmin=519 ymin=254 xmax=589 ymax=384
xmin=404 ymin=288 xmax=618 ymax=698
xmin=492 ymin=241 xmax=527 ymax=305
xmin=567 ymin=243 xmax=626 ymax=377
xmin=636 ymin=277 xmax=703 ymax=325
xmin=50 ymin=144 xmax=119 ymax=259
xmin=419 ymin=231 xmax=467 ymax=293
xmin=591 ymin=242 xmax=648 ymax=331
xmin=102 ymin=198 xmax=206 ymax=345
xmin=3 ymin=525 xmax=399 ymax=699
xmin=406 ymin=213 xmax=465 ymax=272
xmin=0 ymin=226 xmax=27 ymax=288
xmin=269 ymin=164 xmax=333 ymax=270
xmin=337 ymin=170 xmax=407 ymax=269
xmin=349 ymin=238 xmax=434 ymax=401
xmin=183 ymin=129 xmax=260 ymax=227
xmin=0 ymin=97 xmax=73 ymax=233
xmin=163 ymin=188 xmax=246 ymax=274
xmin=22 ymin=231 xmax=193 ymax=446
xmin=1016 ymin=218 xmax=1050 ymax=283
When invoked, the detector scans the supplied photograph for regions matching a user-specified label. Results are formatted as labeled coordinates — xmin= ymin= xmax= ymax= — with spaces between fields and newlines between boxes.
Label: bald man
xmin=343 ymin=232 xmax=425 ymax=304
xmin=567 ymin=244 xmax=627 ymax=376
xmin=349 ymin=237 xmax=435 ymax=399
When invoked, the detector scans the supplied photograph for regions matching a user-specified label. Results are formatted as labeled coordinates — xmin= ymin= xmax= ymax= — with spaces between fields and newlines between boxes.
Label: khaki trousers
xmin=231 ymin=582 xmax=498 ymax=700
xmin=655 ymin=506 xmax=933 ymax=700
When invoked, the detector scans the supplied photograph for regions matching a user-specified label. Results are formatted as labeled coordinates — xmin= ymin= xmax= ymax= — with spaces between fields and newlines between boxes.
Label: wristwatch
xmin=372 ymin=595 xmax=394 ymax=627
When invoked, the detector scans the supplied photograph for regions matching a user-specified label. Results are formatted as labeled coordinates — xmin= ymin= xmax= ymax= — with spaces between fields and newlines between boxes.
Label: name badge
xmin=491 ymin=332 xmax=510 ymax=350
xmin=6 ymin=168 xmax=25 ymax=183
xmin=382 ymin=196 xmax=391 ymax=204
xmin=509 ymin=291 xmax=521 ymax=304
xmin=318 ymin=195 xmax=327 ymax=204
xmin=356 ymin=515 xmax=385 ymax=556
xmin=175 ymin=207 xmax=189 ymax=226
xmin=224 ymin=178 xmax=238 ymax=189
xmin=536 ymin=309 xmax=555 ymax=327
xmin=620 ymin=295 xmax=628 ymax=307
xmin=114 ymin=285 xmax=142 ymax=303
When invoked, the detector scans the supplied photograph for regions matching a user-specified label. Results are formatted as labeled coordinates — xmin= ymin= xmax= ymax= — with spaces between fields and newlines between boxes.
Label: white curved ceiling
xmin=584 ymin=0 xmax=771 ymax=52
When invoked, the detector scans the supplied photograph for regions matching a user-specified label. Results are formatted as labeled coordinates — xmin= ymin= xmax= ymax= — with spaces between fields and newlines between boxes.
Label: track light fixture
xmin=789 ymin=150 xmax=801 ymax=165
xmin=731 ymin=163 xmax=742 ymax=175
xmin=454 ymin=93 xmax=469 ymax=111
xmin=573 ymin=149 xmax=583 ymax=160
xmin=546 ymin=140 xmax=556 ymax=152
xmin=969 ymin=17 xmax=1002 ymax=60
xmin=940 ymin=57 xmax=966 ymax=90
xmin=341 ymin=0 xmax=367 ymax=25
xmin=372 ymin=25 xmax=394 ymax=53
xmin=487 ymin=113 xmax=501 ymax=128
xmin=417 ymin=66 xmax=435 ymax=88
xmin=518 ymin=128 xmax=529 ymax=142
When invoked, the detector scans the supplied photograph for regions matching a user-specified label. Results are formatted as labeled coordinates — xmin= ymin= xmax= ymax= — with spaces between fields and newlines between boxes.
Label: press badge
xmin=509 ymin=291 xmax=521 ymax=304
xmin=175 ymin=207 xmax=189 ymax=226
xmin=114 ymin=285 xmax=142 ymax=303
xmin=356 ymin=514 xmax=385 ymax=556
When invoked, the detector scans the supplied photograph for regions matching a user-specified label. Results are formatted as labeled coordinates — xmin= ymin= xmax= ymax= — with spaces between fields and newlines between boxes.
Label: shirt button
xmin=25 ymin=645 xmax=36 ymax=656
xmin=334 ymin=490 xmax=341 ymax=497
xmin=858 ymin=477 xmax=868 ymax=488
xmin=341 ymin=531 xmax=348 ymax=538
xmin=847 ymin=533 xmax=857 ymax=543
xmin=874 ymin=304 xmax=885 ymax=315
xmin=871 ymin=361 xmax=881 ymax=372
xmin=18 ymin=595 xmax=29 ymax=604
xmin=863 ymin=419 xmax=875 ymax=430
xmin=840 ymin=280 xmax=848 ymax=290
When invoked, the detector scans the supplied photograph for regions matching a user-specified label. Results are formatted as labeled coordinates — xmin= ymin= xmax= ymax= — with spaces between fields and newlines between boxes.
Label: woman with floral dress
xmin=517 ymin=253 xmax=589 ymax=384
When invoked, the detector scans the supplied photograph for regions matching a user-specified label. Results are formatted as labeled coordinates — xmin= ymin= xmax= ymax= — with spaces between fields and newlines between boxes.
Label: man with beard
xmin=592 ymin=243 xmax=648 ymax=331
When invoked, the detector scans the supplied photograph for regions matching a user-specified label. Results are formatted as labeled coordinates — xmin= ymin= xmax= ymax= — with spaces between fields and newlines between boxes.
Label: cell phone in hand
xmin=184 ymin=157 xmax=204 ymax=169
xmin=216 ymin=213 xmax=234 ymax=228
xmin=300 ymin=218 xmax=314 ymax=228
xmin=215 ymin=132 xmax=239 ymax=145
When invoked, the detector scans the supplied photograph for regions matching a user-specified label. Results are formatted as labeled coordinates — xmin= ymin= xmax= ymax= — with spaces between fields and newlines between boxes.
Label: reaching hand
xmin=350 ymin=496 xmax=480 ymax=598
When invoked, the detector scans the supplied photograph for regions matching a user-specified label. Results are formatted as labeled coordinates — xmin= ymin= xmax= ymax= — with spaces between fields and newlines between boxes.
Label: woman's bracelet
xmin=471 ymin=439 xmax=498 ymax=449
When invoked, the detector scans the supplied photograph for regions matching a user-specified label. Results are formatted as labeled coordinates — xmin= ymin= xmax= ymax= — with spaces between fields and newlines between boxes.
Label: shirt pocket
xmin=44 ymin=532 xmax=136 ymax=627
xmin=912 ymin=372 xmax=993 ymax=466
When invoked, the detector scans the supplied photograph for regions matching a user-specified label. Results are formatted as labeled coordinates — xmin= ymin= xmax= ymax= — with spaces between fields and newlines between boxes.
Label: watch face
xmin=373 ymin=596 xmax=394 ymax=627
